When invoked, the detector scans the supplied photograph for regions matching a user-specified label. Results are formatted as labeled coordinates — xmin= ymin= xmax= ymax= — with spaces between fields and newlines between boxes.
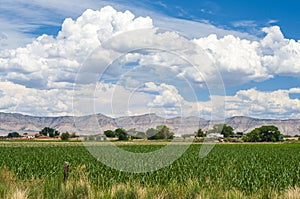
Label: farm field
xmin=0 ymin=142 xmax=300 ymax=198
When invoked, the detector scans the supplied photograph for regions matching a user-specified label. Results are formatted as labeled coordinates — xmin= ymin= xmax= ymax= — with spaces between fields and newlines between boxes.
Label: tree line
xmin=3 ymin=127 xmax=76 ymax=141
xmin=3 ymin=124 xmax=288 ymax=142
xmin=195 ymin=124 xmax=284 ymax=142
xmin=104 ymin=125 xmax=174 ymax=141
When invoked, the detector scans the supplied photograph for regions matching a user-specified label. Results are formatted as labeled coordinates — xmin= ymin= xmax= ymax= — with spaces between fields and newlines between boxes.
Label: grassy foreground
xmin=0 ymin=142 xmax=300 ymax=198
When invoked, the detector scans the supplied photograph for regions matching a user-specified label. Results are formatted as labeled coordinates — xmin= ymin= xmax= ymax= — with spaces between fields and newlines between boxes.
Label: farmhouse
xmin=207 ymin=133 xmax=224 ymax=138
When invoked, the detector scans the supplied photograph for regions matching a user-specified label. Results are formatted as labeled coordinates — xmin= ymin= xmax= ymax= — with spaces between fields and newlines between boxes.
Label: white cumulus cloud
xmin=194 ymin=26 xmax=300 ymax=85
xmin=225 ymin=88 xmax=300 ymax=119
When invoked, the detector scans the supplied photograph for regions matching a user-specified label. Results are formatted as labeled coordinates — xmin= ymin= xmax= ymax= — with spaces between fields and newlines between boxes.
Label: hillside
xmin=0 ymin=112 xmax=299 ymax=136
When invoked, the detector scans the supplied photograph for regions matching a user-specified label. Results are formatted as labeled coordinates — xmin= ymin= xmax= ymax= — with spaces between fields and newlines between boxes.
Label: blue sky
xmin=18 ymin=0 xmax=300 ymax=39
xmin=0 ymin=0 xmax=300 ymax=119
xmin=148 ymin=0 xmax=300 ymax=38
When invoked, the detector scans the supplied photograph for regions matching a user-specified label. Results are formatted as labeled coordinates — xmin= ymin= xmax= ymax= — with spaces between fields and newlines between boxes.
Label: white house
xmin=207 ymin=133 xmax=224 ymax=138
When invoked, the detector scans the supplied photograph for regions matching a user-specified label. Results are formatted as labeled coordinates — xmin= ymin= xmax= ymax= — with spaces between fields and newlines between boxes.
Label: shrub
xmin=61 ymin=132 xmax=70 ymax=141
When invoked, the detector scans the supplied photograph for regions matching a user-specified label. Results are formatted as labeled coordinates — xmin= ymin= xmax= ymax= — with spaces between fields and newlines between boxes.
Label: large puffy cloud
xmin=57 ymin=7 xmax=153 ymax=44
xmin=143 ymin=83 xmax=188 ymax=111
xmin=261 ymin=26 xmax=300 ymax=75
xmin=0 ymin=6 xmax=155 ymax=116
xmin=194 ymin=25 xmax=300 ymax=85
xmin=0 ymin=6 xmax=153 ymax=89
xmin=194 ymin=34 xmax=269 ymax=85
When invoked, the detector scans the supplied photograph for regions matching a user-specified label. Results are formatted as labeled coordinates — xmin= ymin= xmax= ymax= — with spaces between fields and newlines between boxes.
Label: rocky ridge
xmin=0 ymin=112 xmax=299 ymax=136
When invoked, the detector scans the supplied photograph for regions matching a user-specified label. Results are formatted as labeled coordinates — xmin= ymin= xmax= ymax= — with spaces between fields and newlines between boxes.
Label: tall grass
xmin=1 ymin=165 xmax=300 ymax=198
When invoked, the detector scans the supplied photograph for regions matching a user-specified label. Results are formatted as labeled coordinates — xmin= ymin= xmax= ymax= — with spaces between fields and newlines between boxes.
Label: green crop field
xmin=0 ymin=142 xmax=300 ymax=198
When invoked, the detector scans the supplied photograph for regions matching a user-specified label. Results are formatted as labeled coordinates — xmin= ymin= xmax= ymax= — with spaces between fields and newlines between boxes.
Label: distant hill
xmin=225 ymin=116 xmax=300 ymax=136
xmin=0 ymin=112 xmax=299 ymax=136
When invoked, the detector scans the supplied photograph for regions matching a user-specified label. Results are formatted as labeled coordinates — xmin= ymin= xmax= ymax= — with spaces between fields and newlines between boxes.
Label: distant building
xmin=22 ymin=134 xmax=35 ymax=139
xmin=207 ymin=133 xmax=224 ymax=138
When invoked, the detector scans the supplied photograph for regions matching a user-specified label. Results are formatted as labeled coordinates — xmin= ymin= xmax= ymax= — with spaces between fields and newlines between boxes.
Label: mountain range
xmin=0 ymin=112 xmax=300 ymax=136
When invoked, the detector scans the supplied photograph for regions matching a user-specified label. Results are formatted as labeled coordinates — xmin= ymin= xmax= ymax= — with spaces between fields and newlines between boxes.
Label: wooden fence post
xmin=64 ymin=162 xmax=69 ymax=183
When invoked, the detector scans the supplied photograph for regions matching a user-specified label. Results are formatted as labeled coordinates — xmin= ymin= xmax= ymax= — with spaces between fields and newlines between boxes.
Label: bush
xmin=104 ymin=130 xmax=116 ymax=138
xmin=61 ymin=132 xmax=70 ymax=141
xmin=147 ymin=125 xmax=174 ymax=140
xmin=193 ymin=137 xmax=204 ymax=142
xmin=70 ymin=132 xmax=77 ymax=138
xmin=195 ymin=129 xmax=205 ymax=137
xmin=115 ymin=128 xmax=128 ymax=141
xmin=39 ymin=127 xmax=60 ymax=137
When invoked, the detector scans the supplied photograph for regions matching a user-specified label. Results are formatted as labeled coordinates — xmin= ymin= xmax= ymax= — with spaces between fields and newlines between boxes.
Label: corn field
xmin=0 ymin=142 xmax=300 ymax=198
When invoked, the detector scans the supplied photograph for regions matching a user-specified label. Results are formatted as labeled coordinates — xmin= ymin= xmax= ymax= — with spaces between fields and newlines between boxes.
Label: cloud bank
xmin=0 ymin=6 xmax=299 ymax=119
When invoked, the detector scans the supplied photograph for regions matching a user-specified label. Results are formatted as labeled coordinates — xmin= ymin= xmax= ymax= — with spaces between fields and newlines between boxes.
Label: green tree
xmin=147 ymin=125 xmax=173 ymax=140
xmin=126 ymin=128 xmax=137 ymax=140
xmin=148 ymin=131 xmax=164 ymax=140
xmin=146 ymin=128 xmax=159 ymax=140
xmin=7 ymin=132 xmax=20 ymax=138
xmin=243 ymin=128 xmax=261 ymax=142
xmin=115 ymin=128 xmax=128 ymax=141
xmin=157 ymin=125 xmax=174 ymax=139
xmin=104 ymin=130 xmax=115 ymax=138
xmin=196 ymin=128 xmax=205 ymax=137
xmin=70 ymin=132 xmax=77 ymax=138
xmin=221 ymin=124 xmax=234 ymax=138
xmin=131 ymin=131 xmax=146 ymax=139
xmin=259 ymin=125 xmax=282 ymax=142
xmin=236 ymin=132 xmax=244 ymax=136
xmin=208 ymin=124 xmax=234 ymax=138
xmin=61 ymin=132 xmax=70 ymax=141
xmin=39 ymin=127 xmax=60 ymax=137
xmin=243 ymin=126 xmax=283 ymax=142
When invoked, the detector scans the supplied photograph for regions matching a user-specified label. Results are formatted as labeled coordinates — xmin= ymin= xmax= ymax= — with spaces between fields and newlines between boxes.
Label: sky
xmin=0 ymin=0 xmax=300 ymax=120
